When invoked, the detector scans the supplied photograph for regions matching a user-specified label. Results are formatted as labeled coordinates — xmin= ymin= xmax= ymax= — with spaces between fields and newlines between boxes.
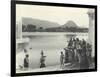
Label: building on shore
xmin=16 ymin=17 xmax=29 ymax=53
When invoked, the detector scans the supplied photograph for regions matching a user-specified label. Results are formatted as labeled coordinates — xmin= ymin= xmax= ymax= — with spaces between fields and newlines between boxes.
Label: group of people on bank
xmin=64 ymin=37 xmax=92 ymax=69
xmin=22 ymin=37 xmax=92 ymax=70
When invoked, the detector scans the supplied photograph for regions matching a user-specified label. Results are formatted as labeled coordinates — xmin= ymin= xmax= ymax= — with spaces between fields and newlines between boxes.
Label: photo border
xmin=11 ymin=0 xmax=97 ymax=76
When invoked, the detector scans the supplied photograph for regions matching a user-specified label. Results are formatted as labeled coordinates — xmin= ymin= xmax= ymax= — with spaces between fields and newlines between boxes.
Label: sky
xmin=16 ymin=4 xmax=94 ymax=28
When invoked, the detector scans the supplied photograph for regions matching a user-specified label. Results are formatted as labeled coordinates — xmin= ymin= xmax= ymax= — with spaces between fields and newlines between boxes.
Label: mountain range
xmin=22 ymin=17 xmax=80 ymax=28
xmin=22 ymin=17 xmax=88 ymax=32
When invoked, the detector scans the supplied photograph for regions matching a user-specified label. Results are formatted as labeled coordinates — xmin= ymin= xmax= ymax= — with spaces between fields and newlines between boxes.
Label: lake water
xmin=16 ymin=32 xmax=88 ymax=70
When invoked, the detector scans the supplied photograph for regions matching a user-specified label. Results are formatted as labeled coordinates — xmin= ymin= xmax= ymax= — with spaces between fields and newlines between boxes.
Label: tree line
xmin=22 ymin=24 xmax=88 ymax=32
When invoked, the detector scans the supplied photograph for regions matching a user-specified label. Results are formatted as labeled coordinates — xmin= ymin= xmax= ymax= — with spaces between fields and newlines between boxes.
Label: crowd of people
xmin=64 ymin=37 xmax=92 ymax=69
xmin=21 ymin=37 xmax=92 ymax=70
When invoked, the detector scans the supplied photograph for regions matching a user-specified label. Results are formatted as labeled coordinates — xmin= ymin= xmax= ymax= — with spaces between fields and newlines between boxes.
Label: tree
xmin=22 ymin=24 xmax=26 ymax=32
xmin=38 ymin=27 xmax=43 ymax=32
xmin=27 ymin=24 xmax=36 ymax=32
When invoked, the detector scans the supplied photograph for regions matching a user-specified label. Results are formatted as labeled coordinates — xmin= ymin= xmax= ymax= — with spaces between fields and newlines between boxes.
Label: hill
xmin=22 ymin=17 xmax=60 ymax=29
xmin=62 ymin=20 xmax=78 ymax=28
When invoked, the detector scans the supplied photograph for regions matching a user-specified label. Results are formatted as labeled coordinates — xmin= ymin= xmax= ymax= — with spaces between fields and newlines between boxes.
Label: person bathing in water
xmin=40 ymin=50 xmax=46 ymax=68
xmin=24 ymin=54 xmax=29 ymax=69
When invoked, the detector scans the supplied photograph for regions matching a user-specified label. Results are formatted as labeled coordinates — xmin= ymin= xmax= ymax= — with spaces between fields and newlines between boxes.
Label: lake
xmin=16 ymin=32 xmax=88 ymax=70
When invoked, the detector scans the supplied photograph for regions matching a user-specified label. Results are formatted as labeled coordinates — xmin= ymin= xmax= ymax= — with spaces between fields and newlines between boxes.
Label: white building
xmin=16 ymin=17 xmax=29 ymax=53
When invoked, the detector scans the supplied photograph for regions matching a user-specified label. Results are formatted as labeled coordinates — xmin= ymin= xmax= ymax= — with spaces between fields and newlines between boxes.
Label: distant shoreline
xmin=22 ymin=32 xmax=88 ymax=36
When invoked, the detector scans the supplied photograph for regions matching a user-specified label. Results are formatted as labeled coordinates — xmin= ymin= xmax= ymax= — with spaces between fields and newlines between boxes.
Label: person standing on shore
xmin=86 ymin=43 xmax=92 ymax=66
xmin=79 ymin=39 xmax=89 ymax=69
xmin=60 ymin=51 xmax=65 ymax=69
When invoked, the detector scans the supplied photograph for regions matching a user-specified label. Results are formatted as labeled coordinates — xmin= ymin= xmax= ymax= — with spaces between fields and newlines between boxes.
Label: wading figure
xmin=40 ymin=50 xmax=46 ymax=68
xmin=60 ymin=51 xmax=64 ymax=68
xmin=24 ymin=54 xmax=29 ymax=69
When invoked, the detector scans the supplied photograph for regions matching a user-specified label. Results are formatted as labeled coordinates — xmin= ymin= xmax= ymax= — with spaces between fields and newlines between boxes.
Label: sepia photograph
xmin=12 ymin=1 xmax=97 ymax=76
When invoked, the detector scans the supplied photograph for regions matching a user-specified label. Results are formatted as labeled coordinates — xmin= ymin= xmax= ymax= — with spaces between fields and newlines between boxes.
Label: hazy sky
xmin=16 ymin=4 xmax=93 ymax=28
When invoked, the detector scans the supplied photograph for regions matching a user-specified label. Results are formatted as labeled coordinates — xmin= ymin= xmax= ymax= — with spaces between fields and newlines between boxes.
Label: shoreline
xmin=22 ymin=32 xmax=88 ymax=36
xmin=16 ymin=62 xmax=94 ymax=73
